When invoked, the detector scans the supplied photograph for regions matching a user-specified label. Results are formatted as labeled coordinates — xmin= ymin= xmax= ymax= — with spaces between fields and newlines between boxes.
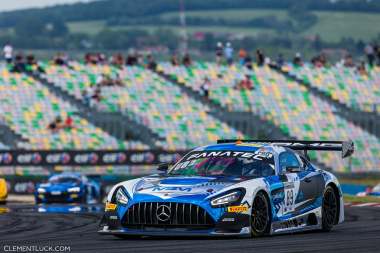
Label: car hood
xmin=130 ymin=175 xmax=248 ymax=201
xmin=38 ymin=182 xmax=81 ymax=192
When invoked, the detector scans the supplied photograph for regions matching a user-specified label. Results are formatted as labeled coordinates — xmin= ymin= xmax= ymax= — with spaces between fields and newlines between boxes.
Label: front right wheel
xmin=251 ymin=192 xmax=271 ymax=237
xmin=321 ymin=186 xmax=338 ymax=232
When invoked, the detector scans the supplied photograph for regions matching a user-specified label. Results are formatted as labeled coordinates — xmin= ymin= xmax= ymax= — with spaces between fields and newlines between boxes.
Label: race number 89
xmin=285 ymin=189 xmax=294 ymax=212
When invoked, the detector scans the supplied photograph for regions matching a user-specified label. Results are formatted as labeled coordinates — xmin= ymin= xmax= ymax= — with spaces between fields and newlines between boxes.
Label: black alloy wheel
xmin=322 ymin=186 xmax=338 ymax=231
xmin=251 ymin=192 xmax=271 ymax=237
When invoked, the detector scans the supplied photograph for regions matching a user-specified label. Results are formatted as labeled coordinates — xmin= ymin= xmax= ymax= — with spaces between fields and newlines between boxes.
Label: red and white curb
xmin=345 ymin=202 xmax=380 ymax=207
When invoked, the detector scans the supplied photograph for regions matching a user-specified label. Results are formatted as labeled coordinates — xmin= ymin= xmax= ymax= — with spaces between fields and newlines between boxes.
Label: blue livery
xmin=99 ymin=140 xmax=353 ymax=238
xmin=35 ymin=172 xmax=101 ymax=204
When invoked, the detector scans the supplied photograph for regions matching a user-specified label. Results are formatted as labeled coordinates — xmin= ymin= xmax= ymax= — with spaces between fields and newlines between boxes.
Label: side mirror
xmin=285 ymin=166 xmax=301 ymax=173
xmin=157 ymin=163 xmax=169 ymax=172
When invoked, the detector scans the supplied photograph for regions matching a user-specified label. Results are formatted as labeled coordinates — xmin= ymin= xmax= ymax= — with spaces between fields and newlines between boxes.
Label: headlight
xmin=68 ymin=187 xmax=81 ymax=193
xmin=210 ymin=190 xmax=242 ymax=207
xmin=37 ymin=188 xmax=46 ymax=193
xmin=115 ymin=188 xmax=129 ymax=205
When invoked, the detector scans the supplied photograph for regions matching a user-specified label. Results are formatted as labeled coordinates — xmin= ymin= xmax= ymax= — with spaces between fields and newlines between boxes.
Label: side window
xmin=300 ymin=156 xmax=313 ymax=171
xmin=279 ymin=152 xmax=301 ymax=173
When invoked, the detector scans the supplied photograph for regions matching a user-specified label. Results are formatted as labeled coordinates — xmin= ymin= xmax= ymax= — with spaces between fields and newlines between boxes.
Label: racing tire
xmin=321 ymin=186 xmax=338 ymax=232
xmin=251 ymin=192 xmax=271 ymax=237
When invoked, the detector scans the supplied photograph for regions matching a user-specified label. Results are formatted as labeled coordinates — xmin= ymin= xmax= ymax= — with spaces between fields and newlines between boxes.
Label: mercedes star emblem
xmin=156 ymin=205 xmax=171 ymax=222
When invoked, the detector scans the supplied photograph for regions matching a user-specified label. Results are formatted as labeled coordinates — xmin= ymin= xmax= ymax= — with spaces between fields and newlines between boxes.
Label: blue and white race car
xmin=99 ymin=140 xmax=354 ymax=237
xmin=35 ymin=172 xmax=101 ymax=204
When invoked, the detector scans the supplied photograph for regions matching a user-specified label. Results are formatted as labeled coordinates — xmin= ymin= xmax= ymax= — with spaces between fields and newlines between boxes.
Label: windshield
xmin=49 ymin=176 xmax=81 ymax=184
xmin=169 ymin=150 xmax=275 ymax=177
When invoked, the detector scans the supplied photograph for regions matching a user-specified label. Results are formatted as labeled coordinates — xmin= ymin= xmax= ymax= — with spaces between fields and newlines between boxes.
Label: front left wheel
xmin=251 ymin=192 xmax=271 ymax=237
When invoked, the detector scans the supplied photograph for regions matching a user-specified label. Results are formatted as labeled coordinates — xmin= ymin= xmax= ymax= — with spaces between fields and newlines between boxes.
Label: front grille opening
xmin=122 ymin=202 xmax=215 ymax=229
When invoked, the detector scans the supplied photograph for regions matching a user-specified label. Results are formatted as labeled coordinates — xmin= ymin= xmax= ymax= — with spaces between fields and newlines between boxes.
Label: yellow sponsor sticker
xmin=105 ymin=202 xmax=117 ymax=211
xmin=227 ymin=205 xmax=248 ymax=213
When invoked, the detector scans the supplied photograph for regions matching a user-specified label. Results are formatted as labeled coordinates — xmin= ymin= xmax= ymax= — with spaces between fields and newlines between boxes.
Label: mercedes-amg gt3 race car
xmin=35 ymin=172 xmax=101 ymax=204
xmin=99 ymin=140 xmax=354 ymax=237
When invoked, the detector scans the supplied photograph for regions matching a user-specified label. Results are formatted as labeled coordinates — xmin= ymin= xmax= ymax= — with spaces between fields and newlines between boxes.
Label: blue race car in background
xmin=99 ymin=140 xmax=354 ymax=238
xmin=35 ymin=172 xmax=101 ymax=204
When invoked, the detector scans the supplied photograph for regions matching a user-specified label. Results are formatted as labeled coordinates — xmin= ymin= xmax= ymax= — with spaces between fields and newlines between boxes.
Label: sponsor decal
xmin=14 ymin=181 xmax=35 ymax=194
xmin=152 ymin=186 xmax=192 ymax=192
xmin=185 ymin=151 xmax=273 ymax=162
xmin=17 ymin=153 xmax=42 ymax=164
xmin=130 ymin=152 xmax=155 ymax=163
xmin=0 ymin=150 xmax=187 ymax=166
xmin=0 ymin=152 xmax=12 ymax=164
xmin=74 ymin=153 xmax=99 ymax=164
xmin=102 ymin=152 xmax=127 ymax=164
xmin=105 ymin=202 xmax=117 ymax=211
xmin=227 ymin=205 xmax=248 ymax=213
xmin=46 ymin=152 xmax=71 ymax=164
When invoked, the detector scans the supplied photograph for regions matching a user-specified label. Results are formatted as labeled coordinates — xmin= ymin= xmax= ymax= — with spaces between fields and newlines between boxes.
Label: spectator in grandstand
xmin=343 ymin=54 xmax=355 ymax=67
xmin=375 ymin=44 xmax=380 ymax=66
xmin=82 ymin=90 xmax=91 ymax=106
xmin=238 ymin=48 xmax=247 ymax=65
xmin=97 ymin=73 xmax=124 ymax=87
xmin=92 ymin=87 xmax=103 ymax=104
xmin=98 ymin=53 xmax=107 ymax=65
xmin=84 ymin=53 xmax=100 ymax=65
xmin=53 ymin=52 xmax=68 ymax=66
xmin=126 ymin=53 xmax=138 ymax=66
xmin=200 ymin=77 xmax=211 ymax=98
xmin=224 ymin=42 xmax=234 ymax=65
xmin=256 ymin=49 xmax=265 ymax=66
xmin=311 ymin=54 xmax=326 ymax=68
xmin=84 ymin=53 xmax=92 ymax=64
xmin=276 ymin=54 xmax=284 ymax=68
xmin=182 ymin=53 xmax=192 ymax=67
xmin=171 ymin=54 xmax=179 ymax=66
xmin=364 ymin=44 xmax=375 ymax=67
xmin=293 ymin=52 xmax=303 ymax=67
xmin=64 ymin=115 xmax=74 ymax=129
xmin=3 ymin=42 xmax=13 ymax=64
xmin=235 ymin=75 xmax=253 ymax=90
xmin=10 ymin=53 xmax=26 ymax=73
xmin=215 ymin=42 xmax=224 ymax=65
xmin=26 ymin=54 xmax=45 ymax=73
xmin=244 ymin=54 xmax=253 ymax=70
xmin=48 ymin=116 xmax=63 ymax=133
xmin=357 ymin=61 xmax=368 ymax=76
xmin=147 ymin=54 xmax=158 ymax=71
xmin=111 ymin=53 xmax=125 ymax=67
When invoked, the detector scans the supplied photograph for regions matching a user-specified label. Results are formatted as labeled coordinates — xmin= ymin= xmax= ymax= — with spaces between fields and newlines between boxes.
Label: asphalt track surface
xmin=0 ymin=204 xmax=380 ymax=253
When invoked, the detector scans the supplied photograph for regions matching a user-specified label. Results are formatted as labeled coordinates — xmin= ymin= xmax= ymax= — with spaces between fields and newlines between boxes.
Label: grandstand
xmin=283 ymin=63 xmax=380 ymax=114
xmin=0 ymin=59 xmax=379 ymax=174
xmin=159 ymin=62 xmax=380 ymax=172
xmin=0 ymin=65 xmax=146 ymax=150
xmin=42 ymin=62 xmax=242 ymax=150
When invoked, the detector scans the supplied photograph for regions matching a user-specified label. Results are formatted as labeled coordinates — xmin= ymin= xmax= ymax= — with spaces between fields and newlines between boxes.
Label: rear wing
xmin=217 ymin=139 xmax=354 ymax=158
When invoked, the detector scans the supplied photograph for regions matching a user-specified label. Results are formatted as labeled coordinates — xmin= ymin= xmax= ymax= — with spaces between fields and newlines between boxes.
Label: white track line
xmin=351 ymin=203 xmax=379 ymax=207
